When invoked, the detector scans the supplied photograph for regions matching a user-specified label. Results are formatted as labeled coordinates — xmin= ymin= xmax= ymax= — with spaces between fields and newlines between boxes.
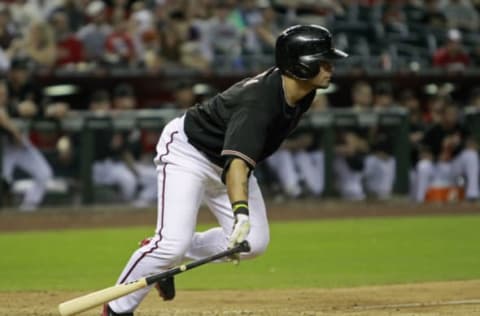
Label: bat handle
xmin=238 ymin=240 xmax=251 ymax=252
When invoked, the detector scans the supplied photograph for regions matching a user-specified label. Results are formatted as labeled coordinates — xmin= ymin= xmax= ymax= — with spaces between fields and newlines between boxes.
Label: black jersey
xmin=422 ymin=123 xmax=469 ymax=160
xmin=184 ymin=67 xmax=315 ymax=169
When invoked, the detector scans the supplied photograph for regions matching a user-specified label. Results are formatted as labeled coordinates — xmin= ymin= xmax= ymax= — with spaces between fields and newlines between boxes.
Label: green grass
xmin=1 ymin=215 xmax=480 ymax=291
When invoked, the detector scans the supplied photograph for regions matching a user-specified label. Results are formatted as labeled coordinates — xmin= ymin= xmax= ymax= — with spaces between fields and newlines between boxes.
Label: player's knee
xmin=154 ymin=238 xmax=191 ymax=265
xmin=245 ymin=233 xmax=270 ymax=259
xmin=34 ymin=165 xmax=53 ymax=183
xmin=462 ymin=149 xmax=479 ymax=164
xmin=417 ymin=160 xmax=433 ymax=175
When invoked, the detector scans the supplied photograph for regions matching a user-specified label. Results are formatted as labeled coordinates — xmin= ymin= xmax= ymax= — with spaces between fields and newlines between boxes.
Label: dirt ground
xmin=1 ymin=280 xmax=480 ymax=316
xmin=2 ymin=200 xmax=480 ymax=315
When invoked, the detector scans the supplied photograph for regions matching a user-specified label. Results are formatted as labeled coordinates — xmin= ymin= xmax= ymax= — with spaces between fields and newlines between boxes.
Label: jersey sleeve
xmin=221 ymin=107 xmax=269 ymax=169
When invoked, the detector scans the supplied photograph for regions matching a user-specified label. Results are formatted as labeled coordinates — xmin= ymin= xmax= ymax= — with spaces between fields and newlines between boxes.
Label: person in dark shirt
xmin=104 ymin=24 xmax=347 ymax=316
xmin=334 ymin=81 xmax=371 ymax=200
xmin=411 ymin=103 xmax=479 ymax=202
xmin=89 ymin=89 xmax=137 ymax=203
xmin=0 ymin=77 xmax=53 ymax=211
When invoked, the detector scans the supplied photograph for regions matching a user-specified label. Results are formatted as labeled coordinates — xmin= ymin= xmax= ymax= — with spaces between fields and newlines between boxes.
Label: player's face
xmin=309 ymin=61 xmax=334 ymax=89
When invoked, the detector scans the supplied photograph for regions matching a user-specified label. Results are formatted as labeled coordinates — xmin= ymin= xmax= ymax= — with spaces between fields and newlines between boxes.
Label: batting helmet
xmin=275 ymin=25 xmax=348 ymax=80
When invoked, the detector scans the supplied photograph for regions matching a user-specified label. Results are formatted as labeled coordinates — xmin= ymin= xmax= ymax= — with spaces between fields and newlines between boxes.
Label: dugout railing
xmin=0 ymin=108 xmax=424 ymax=207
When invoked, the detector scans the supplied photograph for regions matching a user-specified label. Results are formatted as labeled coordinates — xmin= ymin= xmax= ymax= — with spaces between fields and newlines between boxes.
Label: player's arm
xmin=222 ymin=106 xmax=269 ymax=249
xmin=225 ymin=158 xmax=251 ymax=249
xmin=225 ymin=158 xmax=249 ymax=202
xmin=0 ymin=109 xmax=24 ymax=145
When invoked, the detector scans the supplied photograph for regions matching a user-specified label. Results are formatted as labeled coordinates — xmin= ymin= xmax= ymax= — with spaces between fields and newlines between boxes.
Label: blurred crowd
xmin=1 ymin=0 xmax=480 ymax=211
xmin=266 ymin=81 xmax=480 ymax=205
xmin=1 ymin=0 xmax=480 ymax=74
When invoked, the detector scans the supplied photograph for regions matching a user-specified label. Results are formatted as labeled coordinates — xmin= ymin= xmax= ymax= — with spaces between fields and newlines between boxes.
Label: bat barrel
xmin=58 ymin=279 xmax=147 ymax=316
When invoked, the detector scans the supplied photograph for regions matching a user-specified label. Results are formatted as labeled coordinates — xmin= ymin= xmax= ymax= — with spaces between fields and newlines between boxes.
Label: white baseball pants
xmin=109 ymin=116 xmax=270 ymax=313
xmin=334 ymin=154 xmax=396 ymax=200
xmin=1 ymin=137 xmax=53 ymax=210
xmin=266 ymin=148 xmax=324 ymax=197
xmin=411 ymin=148 xmax=480 ymax=202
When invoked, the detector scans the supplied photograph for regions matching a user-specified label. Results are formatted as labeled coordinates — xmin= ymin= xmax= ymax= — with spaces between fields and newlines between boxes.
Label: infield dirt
xmin=1 ymin=280 xmax=480 ymax=315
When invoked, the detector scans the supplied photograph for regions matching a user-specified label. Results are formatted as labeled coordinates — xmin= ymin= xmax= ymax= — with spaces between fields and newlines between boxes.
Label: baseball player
xmin=104 ymin=24 xmax=347 ymax=316
xmin=0 ymin=78 xmax=53 ymax=211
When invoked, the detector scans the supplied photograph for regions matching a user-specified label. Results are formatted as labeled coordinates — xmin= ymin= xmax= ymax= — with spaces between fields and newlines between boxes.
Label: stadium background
xmin=1 ymin=0 xmax=480 ymax=315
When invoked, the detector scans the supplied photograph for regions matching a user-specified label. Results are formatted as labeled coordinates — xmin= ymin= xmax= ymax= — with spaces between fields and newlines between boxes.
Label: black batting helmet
xmin=275 ymin=25 xmax=348 ymax=80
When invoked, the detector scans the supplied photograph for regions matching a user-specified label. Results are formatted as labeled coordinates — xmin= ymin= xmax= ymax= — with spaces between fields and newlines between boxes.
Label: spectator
xmin=411 ymin=102 xmax=479 ymax=202
xmin=468 ymin=87 xmax=480 ymax=109
xmin=253 ymin=4 xmax=284 ymax=55
xmin=207 ymin=2 xmax=243 ymax=70
xmin=351 ymin=80 xmax=373 ymax=112
xmin=424 ymin=94 xmax=450 ymax=124
xmin=89 ymin=89 xmax=138 ymax=203
xmin=433 ymin=29 xmax=471 ymax=71
xmin=157 ymin=8 xmax=190 ymax=67
xmin=372 ymin=82 xmax=398 ymax=111
xmin=165 ymin=80 xmax=196 ymax=110
xmin=400 ymin=89 xmax=425 ymax=148
xmin=399 ymin=89 xmax=429 ymax=200
xmin=22 ymin=21 xmax=57 ymax=68
xmin=6 ymin=57 xmax=43 ymax=119
xmin=0 ymin=77 xmax=53 ymax=211
xmin=443 ymin=0 xmax=479 ymax=32
xmin=106 ymin=0 xmax=130 ymax=24
xmin=76 ymin=0 xmax=112 ymax=62
xmin=112 ymin=84 xmax=157 ymax=207
xmin=334 ymin=81 xmax=371 ymax=200
xmin=112 ymin=83 xmax=137 ymax=111
xmin=57 ymin=0 xmax=87 ymax=33
xmin=130 ymin=1 xmax=154 ymax=34
xmin=0 ymin=6 xmax=16 ymax=51
xmin=382 ymin=3 xmax=409 ymax=38
xmin=104 ymin=13 xmax=136 ymax=67
xmin=50 ymin=11 xmax=85 ymax=67
xmin=365 ymin=82 xmax=397 ymax=200
xmin=137 ymin=28 xmax=163 ymax=72
xmin=420 ymin=0 xmax=448 ymax=30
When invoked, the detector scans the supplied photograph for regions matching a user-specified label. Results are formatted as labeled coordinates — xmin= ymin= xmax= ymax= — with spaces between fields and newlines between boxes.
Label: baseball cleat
xmin=155 ymin=276 xmax=175 ymax=301
xmin=102 ymin=304 xmax=133 ymax=316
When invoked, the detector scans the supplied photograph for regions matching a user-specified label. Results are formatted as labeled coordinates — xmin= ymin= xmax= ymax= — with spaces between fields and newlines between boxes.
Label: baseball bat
xmin=58 ymin=241 xmax=250 ymax=316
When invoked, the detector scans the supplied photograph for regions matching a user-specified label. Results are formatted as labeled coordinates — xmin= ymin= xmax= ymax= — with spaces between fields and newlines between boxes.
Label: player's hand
xmin=228 ymin=213 xmax=250 ymax=264
xmin=228 ymin=213 xmax=250 ymax=249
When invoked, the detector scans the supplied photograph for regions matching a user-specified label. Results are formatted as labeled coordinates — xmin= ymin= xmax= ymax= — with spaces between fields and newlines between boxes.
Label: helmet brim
xmin=301 ymin=49 xmax=348 ymax=63
xmin=324 ymin=48 xmax=349 ymax=60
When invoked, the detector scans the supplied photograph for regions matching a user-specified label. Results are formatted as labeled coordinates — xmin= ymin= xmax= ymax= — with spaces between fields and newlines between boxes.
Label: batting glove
xmin=228 ymin=201 xmax=251 ymax=251
xmin=228 ymin=213 xmax=250 ymax=248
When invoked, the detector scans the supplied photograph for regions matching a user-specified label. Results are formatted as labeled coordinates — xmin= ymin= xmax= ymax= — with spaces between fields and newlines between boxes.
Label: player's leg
xmin=364 ymin=154 xmax=396 ymax=199
xmin=333 ymin=156 xmax=365 ymax=200
xmin=452 ymin=148 xmax=480 ymax=200
xmin=294 ymin=150 xmax=324 ymax=196
xmin=1 ymin=142 xmax=16 ymax=187
xmin=12 ymin=140 xmax=53 ymax=210
xmin=93 ymin=159 xmax=137 ymax=202
xmin=185 ymin=172 xmax=269 ymax=261
xmin=412 ymin=158 xmax=434 ymax=202
xmin=133 ymin=162 xmax=157 ymax=207
xmin=109 ymin=118 xmax=206 ymax=313
xmin=265 ymin=149 xmax=302 ymax=198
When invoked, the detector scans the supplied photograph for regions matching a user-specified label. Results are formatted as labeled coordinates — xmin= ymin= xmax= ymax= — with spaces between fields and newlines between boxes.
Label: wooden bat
xmin=58 ymin=241 xmax=250 ymax=315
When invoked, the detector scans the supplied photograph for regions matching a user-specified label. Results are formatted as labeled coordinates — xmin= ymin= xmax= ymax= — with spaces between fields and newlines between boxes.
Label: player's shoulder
xmin=226 ymin=68 xmax=280 ymax=104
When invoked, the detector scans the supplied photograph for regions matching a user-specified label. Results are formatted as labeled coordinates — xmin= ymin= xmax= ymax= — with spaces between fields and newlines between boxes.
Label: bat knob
xmin=238 ymin=240 xmax=251 ymax=252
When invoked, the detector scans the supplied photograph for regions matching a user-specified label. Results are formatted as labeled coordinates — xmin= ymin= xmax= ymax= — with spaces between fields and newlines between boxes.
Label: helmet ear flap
xmin=290 ymin=60 xmax=320 ymax=80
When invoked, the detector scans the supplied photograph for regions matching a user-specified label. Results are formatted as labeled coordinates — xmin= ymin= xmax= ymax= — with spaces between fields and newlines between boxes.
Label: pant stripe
xmin=118 ymin=131 xmax=178 ymax=284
